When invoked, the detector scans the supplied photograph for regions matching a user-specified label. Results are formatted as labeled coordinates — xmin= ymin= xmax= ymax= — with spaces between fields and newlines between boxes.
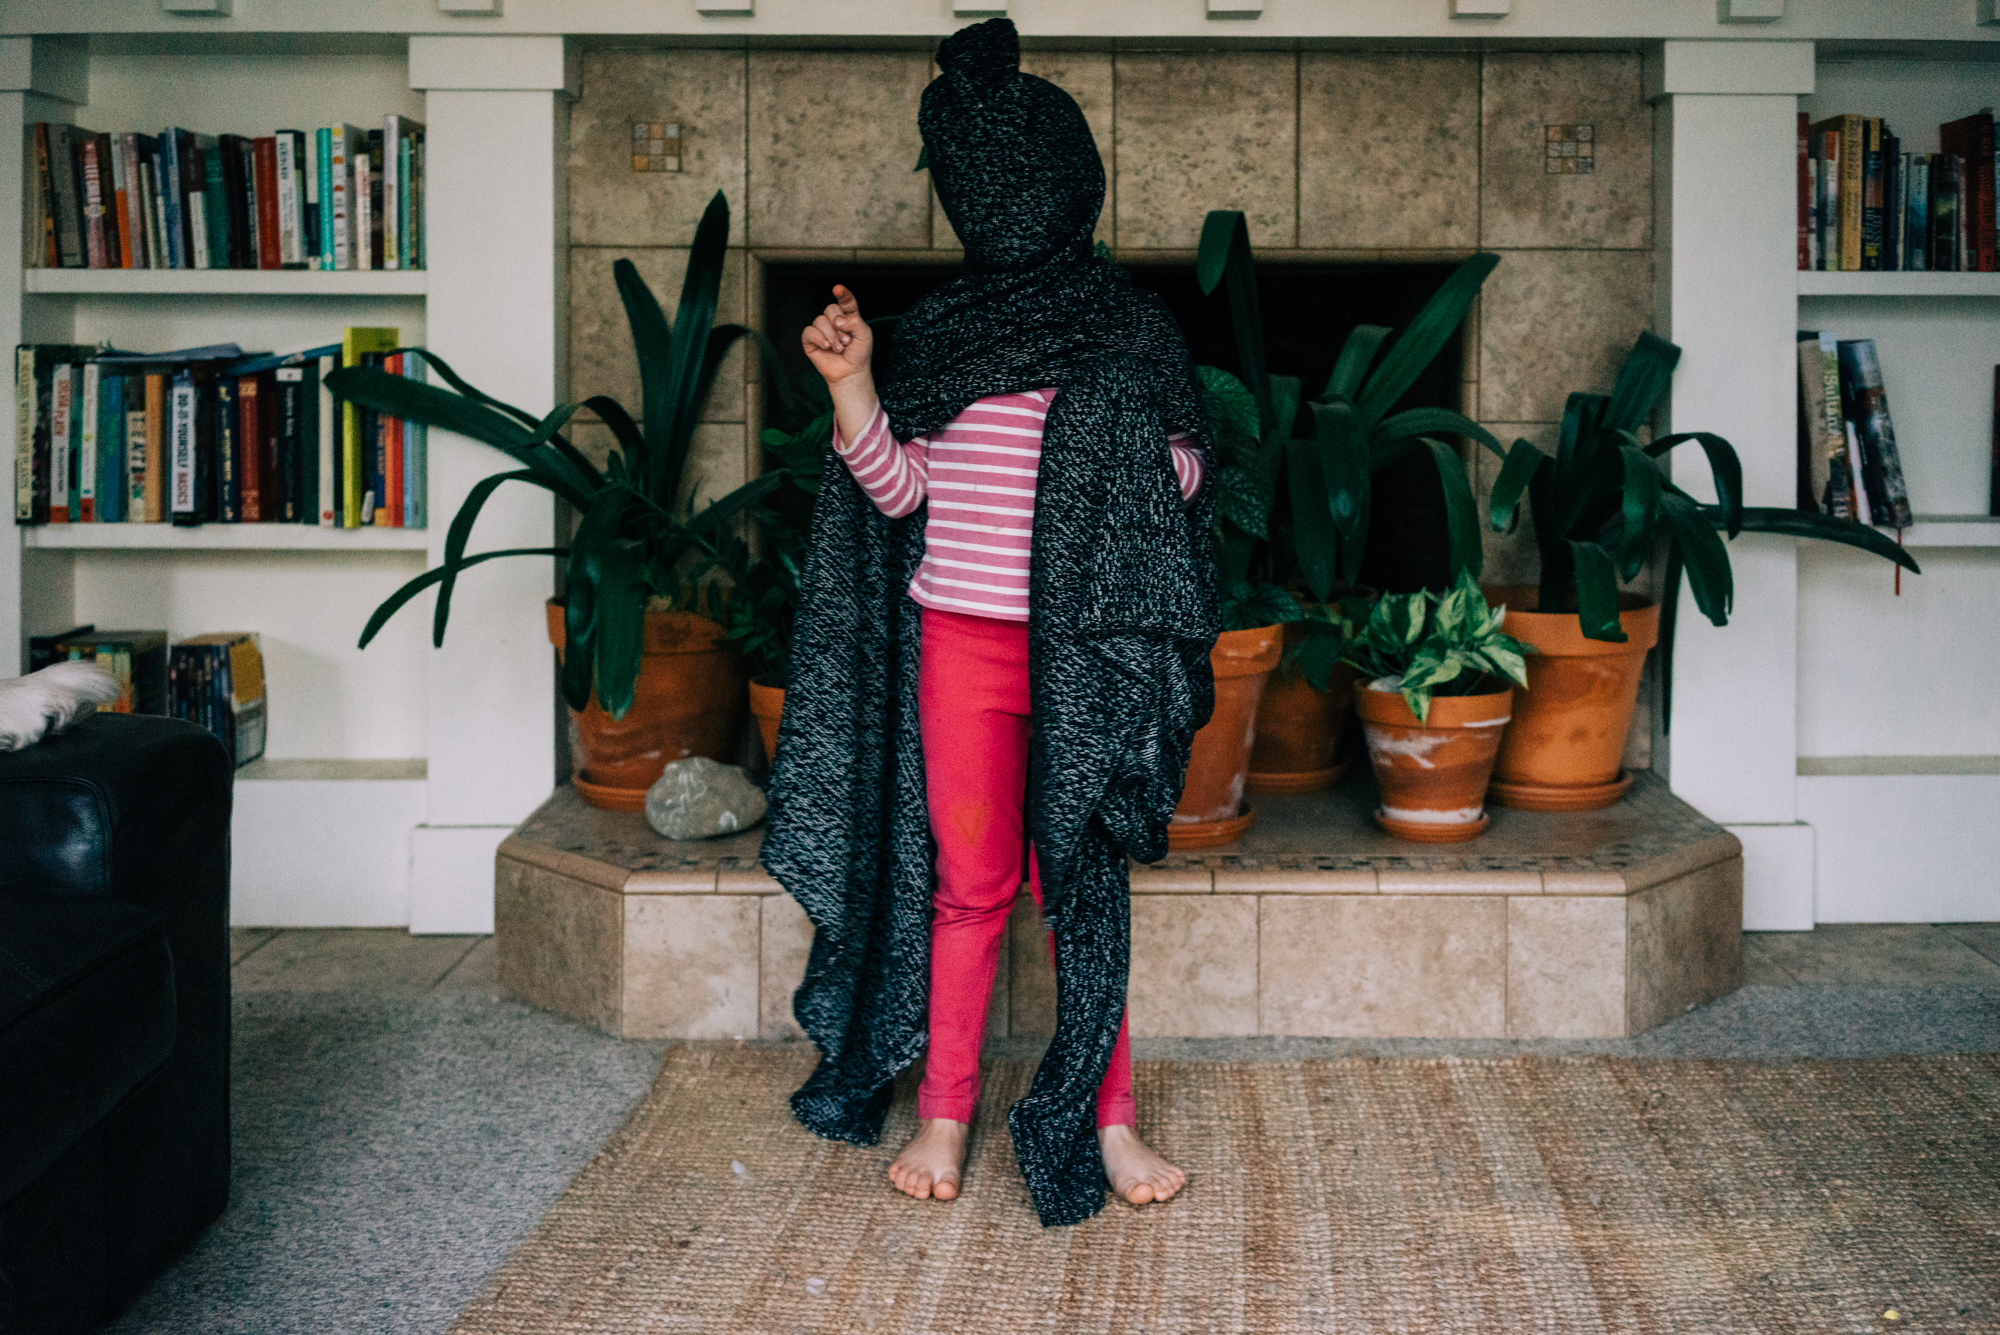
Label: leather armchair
xmin=0 ymin=713 xmax=233 ymax=1334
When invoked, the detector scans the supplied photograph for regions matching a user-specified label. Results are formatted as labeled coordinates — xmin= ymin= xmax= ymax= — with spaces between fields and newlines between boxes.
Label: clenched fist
xmin=802 ymin=284 xmax=873 ymax=386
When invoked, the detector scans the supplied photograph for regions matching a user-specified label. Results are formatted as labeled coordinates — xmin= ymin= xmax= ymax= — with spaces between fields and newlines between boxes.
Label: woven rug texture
xmin=449 ymin=1046 xmax=1999 ymax=1334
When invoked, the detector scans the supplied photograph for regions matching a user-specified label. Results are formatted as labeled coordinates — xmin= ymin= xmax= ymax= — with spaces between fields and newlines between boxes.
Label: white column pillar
xmin=0 ymin=38 xmax=88 ymax=673
xmin=406 ymin=35 xmax=575 ymax=933
xmin=1649 ymin=41 xmax=1817 ymax=930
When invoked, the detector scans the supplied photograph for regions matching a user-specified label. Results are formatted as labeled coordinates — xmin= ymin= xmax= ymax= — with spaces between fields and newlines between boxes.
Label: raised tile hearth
xmin=495 ymin=771 xmax=1741 ymax=1042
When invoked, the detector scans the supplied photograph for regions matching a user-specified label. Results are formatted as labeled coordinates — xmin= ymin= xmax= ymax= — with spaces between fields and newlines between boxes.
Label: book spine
xmin=342 ymin=389 xmax=361 ymax=527
xmin=206 ymin=139 xmax=233 ymax=270
xmin=354 ymin=144 xmax=373 ymax=272
xmin=98 ymin=373 xmax=123 ymax=522
xmin=15 ymin=347 xmax=37 ymax=522
xmin=1885 ymin=143 xmax=1903 ymax=272
xmin=142 ymin=155 xmax=166 ymax=269
xmin=274 ymin=133 xmax=299 ymax=266
xmin=410 ymin=133 xmax=424 ymax=269
xmin=32 ymin=125 xmax=57 ymax=269
xmin=118 ymin=134 xmax=146 ymax=269
xmin=368 ymin=131 xmax=384 ymax=270
xmin=384 ymin=116 xmax=401 ymax=272
xmin=1845 ymin=339 xmax=1914 ymax=529
xmin=385 ymin=352 xmax=403 ymax=525
xmin=170 ymin=371 xmax=196 ymax=523
xmin=49 ymin=364 xmax=72 ymax=522
xmin=404 ymin=353 xmax=425 ymax=528
xmin=240 ymin=142 xmax=259 ymax=270
xmin=159 ymin=130 xmax=185 ymax=269
xmin=80 ymin=136 xmax=107 ymax=269
xmin=216 ymin=378 xmax=238 ymax=522
xmin=1907 ymin=156 xmax=1929 ymax=270
xmin=48 ymin=126 xmax=86 ymax=268
xmin=126 ymin=379 xmax=146 ymax=521
xmin=301 ymin=131 xmax=320 ymax=270
xmin=1819 ymin=129 xmax=1839 ymax=271
xmin=317 ymin=128 xmax=334 ymax=269
xmin=276 ymin=366 xmax=302 ymax=521
xmin=143 ymin=374 xmax=165 ymax=521
xmin=240 ymin=377 xmax=263 ymax=521
xmin=317 ymin=352 xmax=337 ymax=525
xmin=108 ymin=133 xmax=133 ymax=268
xmin=1839 ymin=114 xmax=1863 ymax=271
xmin=78 ymin=361 xmax=97 ymax=521
xmin=330 ymin=129 xmax=351 ymax=271
xmin=1796 ymin=111 xmax=1809 ymax=270
xmin=1860 ymin=118 xmax=1883 ymax=271
xmin=254 ymin=137 xmax=282 ymax=270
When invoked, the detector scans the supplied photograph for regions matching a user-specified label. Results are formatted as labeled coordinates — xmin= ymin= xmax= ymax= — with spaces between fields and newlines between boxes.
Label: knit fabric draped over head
xmin=760 ymin=17 xmax=1221 ymax=1228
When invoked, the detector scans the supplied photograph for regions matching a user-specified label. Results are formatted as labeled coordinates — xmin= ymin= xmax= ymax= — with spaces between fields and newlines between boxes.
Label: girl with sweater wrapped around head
xmin=762 ymin=17 xmax=1221 ymax=1228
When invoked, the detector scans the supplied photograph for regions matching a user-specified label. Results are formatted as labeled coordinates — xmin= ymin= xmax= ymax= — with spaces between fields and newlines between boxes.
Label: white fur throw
xmin=0 ymin=661 xmax=123 ymax=751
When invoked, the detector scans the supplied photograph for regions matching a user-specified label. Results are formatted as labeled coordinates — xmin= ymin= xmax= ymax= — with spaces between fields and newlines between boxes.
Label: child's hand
xmin=802 ymin=285 xmax=873 ymax=387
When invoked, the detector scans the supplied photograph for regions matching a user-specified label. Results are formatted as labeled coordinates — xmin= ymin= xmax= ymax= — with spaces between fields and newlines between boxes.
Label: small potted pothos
xmin=1340 ymin=571 xmax=1532 ymax=843
xmin=1192 ymin=210 xmax=1500 ymax=795
xmin=1481 ymin=330 xmax=1920 ymax=811
xmin=331 ymin=191 xmax=778 ymax=811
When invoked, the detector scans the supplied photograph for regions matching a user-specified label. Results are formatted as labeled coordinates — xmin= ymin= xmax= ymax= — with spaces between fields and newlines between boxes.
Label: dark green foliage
xmin=1194 ymin=210 xmax=1502 ymax=609
xmin=331 ymin=191 xmax=777 ymax=720
xmin=1486 ymin=330 xmax=1921 ymax=728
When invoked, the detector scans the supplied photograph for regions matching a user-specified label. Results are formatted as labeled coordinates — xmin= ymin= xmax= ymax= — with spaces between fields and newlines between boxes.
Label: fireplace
xmin=760 ymin=258 xmax=1467 ymax=593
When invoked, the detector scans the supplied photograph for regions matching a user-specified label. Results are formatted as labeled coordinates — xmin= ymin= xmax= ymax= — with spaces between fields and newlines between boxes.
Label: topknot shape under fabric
xmin=935 ymin=16 xmax=1019 ymax=89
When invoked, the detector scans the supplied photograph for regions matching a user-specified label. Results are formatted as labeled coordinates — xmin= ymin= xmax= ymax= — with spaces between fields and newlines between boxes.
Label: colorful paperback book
xmin=317 ymin=350 xmax=338 ymax=524
xmin=403 ymin=351 xmax=427 ymax=527
xmin=340 ymin=327 xmax=399 ymax=525
xmin=330 ymin=125 xmax=363 ymax=271
xmin=79 ymin=361 xmax=99 ymax=520
xmin=50 ymin=363 xmax=74 ymax=522
xmin=126 ymin=377 xmax=148 ymax=521
xmin=14 ymin=344 xmax=98 ymax=523
xmin=96 ymin=369 xmax=125 ymax=522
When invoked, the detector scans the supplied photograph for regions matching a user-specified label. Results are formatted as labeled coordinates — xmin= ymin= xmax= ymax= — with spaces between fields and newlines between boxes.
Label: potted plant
xmin=1167 ymin=581 xmax=1292 ymax=849
xmin=1191 ymin=209 xmax=1502 ymax=792
xmin=1340 ymin=571 xmax=1533 ymax=843
xmin=331 ymin=191 xmax=781 ymax=811
xmin=1481 ymin=330 xmax=1921 ymax=810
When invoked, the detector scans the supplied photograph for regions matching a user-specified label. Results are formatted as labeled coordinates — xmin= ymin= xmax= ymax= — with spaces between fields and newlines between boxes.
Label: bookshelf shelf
xmin=1900 ymin=514 xmax=2000 ymax=546
xmin=21 ymin=269 xmax=428 ymax=297
xmin=21 ymin=523 xmax=430 ymax=550
xmin=1796 ymin=272 xmax=2000 ymax=298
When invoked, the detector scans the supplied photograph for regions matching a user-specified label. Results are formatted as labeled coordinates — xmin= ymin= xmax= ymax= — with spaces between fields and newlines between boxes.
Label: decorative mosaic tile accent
xmin=631 ymin=121 xmax=682 ymax=173
xmin=1545 ymin=123 xmax=1594 ymax=174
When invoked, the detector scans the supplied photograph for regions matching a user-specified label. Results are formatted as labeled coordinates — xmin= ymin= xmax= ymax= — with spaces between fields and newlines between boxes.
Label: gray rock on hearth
xmin=644 ymin=757 xmax=768 ymax=840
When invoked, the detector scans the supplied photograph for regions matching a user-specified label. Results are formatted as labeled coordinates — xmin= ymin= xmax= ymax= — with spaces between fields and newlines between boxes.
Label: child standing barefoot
xmin=801 ymin=282 xmax=1195 ymax=1207
xmin=762 ymin=17 xmax=1220 ymax=1228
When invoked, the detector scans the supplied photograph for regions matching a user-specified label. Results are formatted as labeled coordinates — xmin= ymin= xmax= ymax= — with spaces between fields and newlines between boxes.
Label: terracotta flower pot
xmin=1481 ymin=585 xmax=1660 ymax=812
xmin=1167 ymin=624 xmax=1283 ymax=850
xmin=544 ymin=599 xmax=746 ymax=812
xmin=1246 ymin=620 xmax=1360 ymax=795
xmin=1354 ymin=681 xmax=1513 ymax=843
xmin=749 ymin=680 xmax=785 ymax=769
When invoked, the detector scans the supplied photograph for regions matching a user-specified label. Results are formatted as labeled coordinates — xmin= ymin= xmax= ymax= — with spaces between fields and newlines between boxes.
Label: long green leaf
xmin=1355 ymin=252 xmax=1499 ymax=427
xmin=1731 ymin=506 xmax=1922 ymax=572
xmin=325 ymin=365 xmax=529 ymax=452
xmin=1602 ymin=331 xmax=1681 ymax=432
xmin=686 ymin=472 xmax=786 ymax=538
xmin=1658 ymin=542 xmax=1683 ymax=734
xmin=563 ymin=489 xmax=638 ymax=710
xmin=358 ymin=547 xmax=568 ymax=650
xmin=1372 ymin=407 xmax=1504 ymax=459
xmin=614 ymin=254 xmax=676 ymax=488
xmin=1616 ymin=445 xmax=1662 ymax=581
xmin=1423 ymin=438 xmax=1484 ymax=581
xmin=1568 ymin=540 xmax=1628 ymax=642
xmin=1489 ymin=438 xmax=1545 ymax=533
xmin=1659 ymin=493 xmax=1734 ymax=626
xmin=1648 ymin=431 xmax=1744 ymax=537
xmin=590 ymin=545 xmax=651 ymax=720
xmin=656 ymin=200 xmax=735 ymax=498
xmin=1325 ymin=325 xmax=1392 ymax=401
xmin=434 ymin=469 xmax=535 ymax=647
xmin=1287 ymin=439 xmax=1336 ymax=600
xmin=1554 ymin=391 xmax=1593 ymax=479
xmin=396 ymin=346 xmax=540 ymax=430
xmin=1195 ymin=210 xmax=1273 ymax=435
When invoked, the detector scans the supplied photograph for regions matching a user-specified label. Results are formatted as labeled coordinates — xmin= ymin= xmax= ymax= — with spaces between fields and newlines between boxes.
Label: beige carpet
xmin=450 ymin=1046 xmax=1998 ymax=1334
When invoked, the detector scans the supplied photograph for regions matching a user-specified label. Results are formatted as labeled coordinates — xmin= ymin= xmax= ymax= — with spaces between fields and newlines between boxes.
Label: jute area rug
xmin=450 ymin=1046 xmax=1998 ymax=1334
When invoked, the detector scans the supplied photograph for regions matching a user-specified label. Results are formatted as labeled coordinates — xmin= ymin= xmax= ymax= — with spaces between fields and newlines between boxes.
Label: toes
xmin=933 ymin=1174 xmax=959 ymax=1201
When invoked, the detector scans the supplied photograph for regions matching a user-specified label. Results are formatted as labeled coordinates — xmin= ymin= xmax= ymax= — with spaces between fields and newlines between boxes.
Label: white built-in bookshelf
xmin=3 ymin=31 xmax=563 ymax=931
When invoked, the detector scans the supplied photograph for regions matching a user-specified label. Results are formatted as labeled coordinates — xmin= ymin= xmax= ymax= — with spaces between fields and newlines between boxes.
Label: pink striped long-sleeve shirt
xmin=831 ymin=387 xmax=1205 ymax=622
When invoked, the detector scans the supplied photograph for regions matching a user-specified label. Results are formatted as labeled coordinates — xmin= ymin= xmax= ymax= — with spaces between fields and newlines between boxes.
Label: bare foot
xmin=888 ymin=1118 xmax=969 ymax=1201
xmin=1098 ymin=1124 xmax=1186 ymax=1204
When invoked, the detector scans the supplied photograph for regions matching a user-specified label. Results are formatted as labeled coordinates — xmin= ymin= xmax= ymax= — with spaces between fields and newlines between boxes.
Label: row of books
xmin=14 ymin=327 xmax=427 ymax=529
xmin=1796 ymin=333 xmax=1913 ymax=529
xmin=28 ymin=624 xmax=267 ymax=768
xmin=1797 ymin=110 xmax=1999 ymax=272
xmin=27 ymin=119 xmax=424 ymax=273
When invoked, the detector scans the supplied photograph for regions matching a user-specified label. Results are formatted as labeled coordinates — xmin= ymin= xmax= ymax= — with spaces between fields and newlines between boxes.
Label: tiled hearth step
xmin=496 ymin=771 xmax=1741 ymax=1043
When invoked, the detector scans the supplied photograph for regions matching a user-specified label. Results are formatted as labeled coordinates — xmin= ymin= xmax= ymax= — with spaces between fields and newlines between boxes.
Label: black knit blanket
xmin=761 ymin=18 xmax=1220 ymax=1227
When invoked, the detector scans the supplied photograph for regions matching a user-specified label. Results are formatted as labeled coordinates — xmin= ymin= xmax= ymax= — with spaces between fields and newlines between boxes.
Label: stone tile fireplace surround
xmin=528 ymin=45 xmax=1724 ymax=1043
xmin=567 ymin=44 xmax=1662 ymax=758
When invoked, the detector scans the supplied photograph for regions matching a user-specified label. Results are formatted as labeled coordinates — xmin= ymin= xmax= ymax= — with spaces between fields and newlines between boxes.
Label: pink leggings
xmin=916 ymin=605 xmax=1135 ymax=1128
